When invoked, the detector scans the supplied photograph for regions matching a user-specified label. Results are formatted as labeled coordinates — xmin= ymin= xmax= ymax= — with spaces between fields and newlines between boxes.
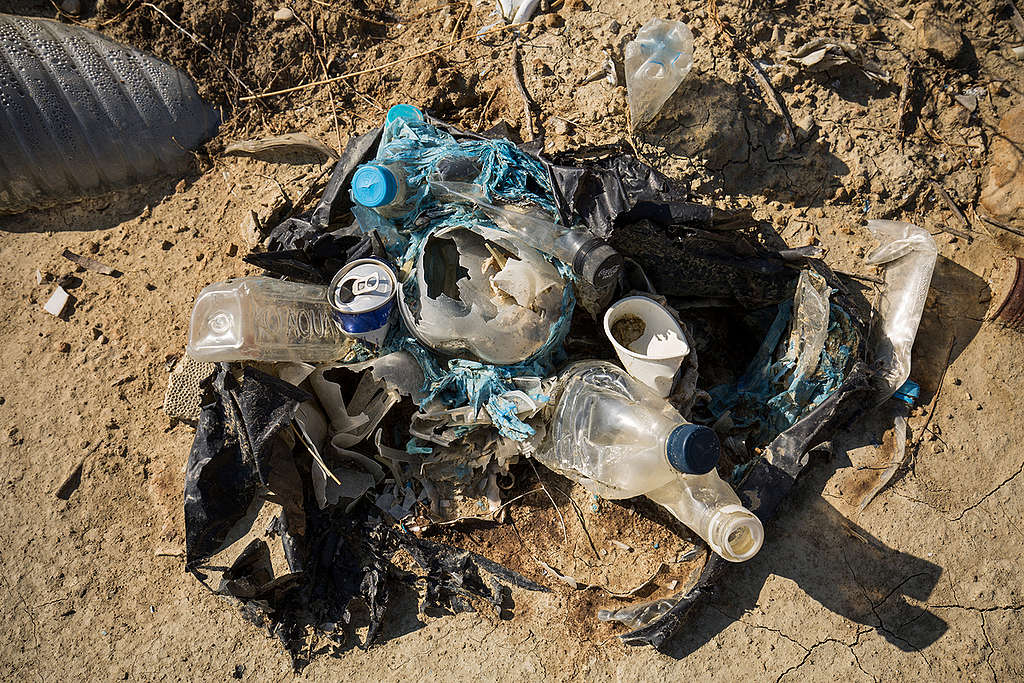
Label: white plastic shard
xmin=341 ymin=350 xmax=426 ymax=401
xmin=317 ymin=371 xmax=400 ymax=449
xmin=44 ymin=286 xmax=69 ymax=316
xmin=398 ymin=224 xmax=568 ymax=365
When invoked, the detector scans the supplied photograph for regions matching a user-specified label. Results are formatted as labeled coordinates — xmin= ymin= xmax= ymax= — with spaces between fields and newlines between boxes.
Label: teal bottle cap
xmin=385 ymin=104 xmax=424 ymax=124
xmin=351 ymin=164 xmax=398 ymax=208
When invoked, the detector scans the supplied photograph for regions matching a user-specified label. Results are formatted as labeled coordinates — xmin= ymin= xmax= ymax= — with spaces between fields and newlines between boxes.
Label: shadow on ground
xmin=659 ymin=454 xmax=948 ymax=659
xmin=637 ymin=73 xmax=850 ymax=207
xmin=0 ymin=175 xmax=194 ymax=233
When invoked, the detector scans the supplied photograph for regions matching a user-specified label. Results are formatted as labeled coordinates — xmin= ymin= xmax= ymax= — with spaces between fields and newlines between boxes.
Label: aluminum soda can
xmin=328 ymin=259 xmax=397 ymax=345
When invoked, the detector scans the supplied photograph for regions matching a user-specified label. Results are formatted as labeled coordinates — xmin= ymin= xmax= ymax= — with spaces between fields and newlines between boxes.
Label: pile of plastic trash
xmin=170 ymin=20 xmax=938 ymax=664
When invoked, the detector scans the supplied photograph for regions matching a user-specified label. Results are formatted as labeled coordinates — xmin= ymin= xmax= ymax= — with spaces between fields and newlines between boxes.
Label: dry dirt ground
xmin=2 ymin=0 xmax=1024 ymax=680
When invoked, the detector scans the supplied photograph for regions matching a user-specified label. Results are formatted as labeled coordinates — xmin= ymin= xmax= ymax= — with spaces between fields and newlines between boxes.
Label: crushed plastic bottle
xmin=350 ymin=162 xmax=417 ymax=219
xmin=537 ymin=361 xmax=763 ymax=562
xmin=186 ymin=277 xmax=350 ymax=362
xmin=864 ymin=220 xmax=937 ymax=401
xmin=624 ymin=19 xmax=695 ymax=129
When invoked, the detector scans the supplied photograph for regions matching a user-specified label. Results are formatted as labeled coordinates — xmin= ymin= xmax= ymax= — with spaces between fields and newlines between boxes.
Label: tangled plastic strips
xmin=347 ymin=118 xmax=574 ymax=441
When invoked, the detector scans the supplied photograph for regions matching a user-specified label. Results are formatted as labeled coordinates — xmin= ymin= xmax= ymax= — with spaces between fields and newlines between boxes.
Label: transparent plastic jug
xmin=538 ymin=360 xmax=763 ymax=562
xmin=186 ymin=277 xmax=351 ymax=362
xmin=625 ymin=19 xmax=695 ymax=129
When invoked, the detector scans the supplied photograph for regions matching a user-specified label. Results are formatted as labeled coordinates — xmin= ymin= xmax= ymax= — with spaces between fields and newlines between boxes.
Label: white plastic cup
xmin=603 ymin=296 xmax=689 ymax=397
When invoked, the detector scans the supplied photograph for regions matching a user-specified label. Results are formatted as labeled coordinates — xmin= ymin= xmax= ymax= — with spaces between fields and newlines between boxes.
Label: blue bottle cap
xmin=351 ymin=164 xmax=398 ymax=208
xmin=666 ymin=424 xmax=720 ymax=475
xmin=385 ymin=104 xmax=424 ymax=124
xmin=893 ymin=379 xmax=920 ymax=406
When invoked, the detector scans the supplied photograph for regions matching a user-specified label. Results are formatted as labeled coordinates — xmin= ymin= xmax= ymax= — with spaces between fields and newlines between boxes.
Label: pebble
xmin=58 ymin=342 xmax=71 ymax=353
xmin=60 ymin=0 xmax=80 ymax=14
xmin=273 ymin=7 xmax=295 ymax=22
xmin=915 ymin=15 xmax=963 ymax=62
xmin=543 ymin=13 xmax=564 ymax=28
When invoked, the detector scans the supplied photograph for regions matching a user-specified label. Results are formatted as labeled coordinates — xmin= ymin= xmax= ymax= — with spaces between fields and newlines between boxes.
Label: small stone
xmin=543 ymin=13 xmax=564 ymax=28
xmin=87 ymin=241 xmax=99 ymax=254
xmin=915 ymin=15 xmax=963 ymax=62
xmin=273 ymin=7 xmax=295 ymax=22
xmin=161 ymin=240 xmax=173 ymax=250
xmin=226 ymin=244 xmax=238 ymax=257
xmin=931 ymin=442 xmax=945 ymax=454
xmin=607 ymin=19 xmax=621 ymax=34
xmin=58 ymin=342 xmax=71 ymax=353
xmin=174 ymin=179 xmax=186 ymax=194
xmin=60 ymin=0 xmax=81 ymax=14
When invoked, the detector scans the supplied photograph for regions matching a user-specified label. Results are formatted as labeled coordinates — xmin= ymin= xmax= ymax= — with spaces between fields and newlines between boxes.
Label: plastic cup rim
xmin=603 ymin=295 xmax=687 ymax=361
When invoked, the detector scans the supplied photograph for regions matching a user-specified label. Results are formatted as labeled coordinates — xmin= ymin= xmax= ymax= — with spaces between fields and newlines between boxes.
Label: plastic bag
xmin=864 ymin=220 xmax=937 ymax=400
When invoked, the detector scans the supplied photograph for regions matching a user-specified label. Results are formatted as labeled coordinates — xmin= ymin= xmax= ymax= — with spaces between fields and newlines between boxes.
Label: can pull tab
xmin=344 ymin=272 xmax=389 ymax=297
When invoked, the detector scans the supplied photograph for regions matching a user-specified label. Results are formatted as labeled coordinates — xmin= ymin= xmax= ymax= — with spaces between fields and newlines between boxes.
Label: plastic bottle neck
xmin=706 ymin=505 xmax=764 ymax=562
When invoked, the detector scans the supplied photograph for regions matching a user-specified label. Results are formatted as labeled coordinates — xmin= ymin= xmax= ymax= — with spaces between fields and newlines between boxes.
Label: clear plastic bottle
xmin=379 ymin=103 xmax=425 ymax=147
xmin=350 ymin=162 xmax=416 ymax=219
xmin=624 ymin=19 xmax=695 ymax=129
xmin=537 ymin=360 xmax=763 ymax=562
xmin=186 ymin=277 xmax=350 ymax=362
xmin=428 ymin=178 xmax=623 ymax=297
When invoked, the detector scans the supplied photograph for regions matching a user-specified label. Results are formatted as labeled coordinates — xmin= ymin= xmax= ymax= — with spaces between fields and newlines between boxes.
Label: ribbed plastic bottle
xmin=537 ymin=360 xmax=764 ymax=562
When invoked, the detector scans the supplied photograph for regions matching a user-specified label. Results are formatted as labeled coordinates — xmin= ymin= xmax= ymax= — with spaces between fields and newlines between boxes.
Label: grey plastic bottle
xmin=0 ymin=14 xmax=219 ymax=215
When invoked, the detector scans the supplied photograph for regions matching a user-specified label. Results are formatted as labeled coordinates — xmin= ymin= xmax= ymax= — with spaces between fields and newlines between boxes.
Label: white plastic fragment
xmin=496 ymin=0 xmax=540 ymax=23
xmin=782 ymin=38 xmax=890 ymax=83
xmin=44 ymin=286 xmax=69 ymax=316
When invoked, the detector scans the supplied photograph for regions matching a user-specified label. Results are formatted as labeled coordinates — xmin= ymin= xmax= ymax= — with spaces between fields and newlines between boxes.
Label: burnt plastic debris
xmin=0 ymin=14 xmax=219 ymax=215
xmin=182 ymin=108 xmax=878 ymax=661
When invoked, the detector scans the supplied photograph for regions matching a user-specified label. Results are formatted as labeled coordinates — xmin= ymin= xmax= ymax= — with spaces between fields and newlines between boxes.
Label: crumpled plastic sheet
xmin=189 ymin=366 xmax=550 ymax=670
xmin=546 ymin=147 xmax=757 ymax=237
xmin=707 ymin=266 xmax=862 ymax=445
xmin=185 ymin=365 xmax=311 ymax=565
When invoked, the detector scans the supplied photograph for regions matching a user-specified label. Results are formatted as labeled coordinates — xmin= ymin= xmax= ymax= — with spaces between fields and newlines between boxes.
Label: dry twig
xmin=241 ymin=22 xmax=529 ymax=101
xmin=707 ymin=0 xmax=796 ymax=146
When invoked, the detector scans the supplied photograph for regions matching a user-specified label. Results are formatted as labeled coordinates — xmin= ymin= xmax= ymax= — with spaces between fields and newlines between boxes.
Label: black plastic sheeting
xmin=185 ymin=363 xmax=549 ymax=669
xmin=183 ymin=116 xmax=876 ymax=661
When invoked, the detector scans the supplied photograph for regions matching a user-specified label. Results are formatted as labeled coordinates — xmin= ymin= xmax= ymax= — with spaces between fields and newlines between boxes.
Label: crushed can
xmin=328 ymin=259 xmax=397 ymax=346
